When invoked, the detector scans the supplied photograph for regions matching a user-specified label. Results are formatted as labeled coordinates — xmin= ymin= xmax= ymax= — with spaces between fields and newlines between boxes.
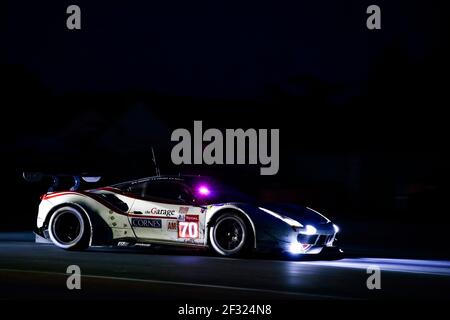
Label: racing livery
xmin=30 ymin=174 xmax=340 ymax=256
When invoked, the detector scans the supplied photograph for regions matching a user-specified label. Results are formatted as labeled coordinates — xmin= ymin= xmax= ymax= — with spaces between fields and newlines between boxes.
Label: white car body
xmin=34 ymin=175 xmax=339 ymax=256
xmin=38 ymin=190 xmax=254 ymax=248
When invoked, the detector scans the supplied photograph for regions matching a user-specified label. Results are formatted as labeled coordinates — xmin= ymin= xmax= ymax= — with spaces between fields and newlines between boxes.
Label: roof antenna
xmin=151 ymin=147 xmax=161 ymax=176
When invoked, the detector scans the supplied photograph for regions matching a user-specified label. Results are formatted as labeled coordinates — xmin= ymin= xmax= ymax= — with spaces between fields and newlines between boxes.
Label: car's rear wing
xmin=23 ymin=172 xmax=101 ymax=192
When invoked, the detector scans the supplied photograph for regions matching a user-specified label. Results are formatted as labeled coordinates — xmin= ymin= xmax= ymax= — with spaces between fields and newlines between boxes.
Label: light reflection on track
xmin=299 ymin=258 xmax=450 ymax=276
xmin=1 ymin=232 xmax=450 ymax=299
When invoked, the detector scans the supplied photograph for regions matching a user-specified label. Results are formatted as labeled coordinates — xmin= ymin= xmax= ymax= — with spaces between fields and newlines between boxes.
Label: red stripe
xmin=128 ymin=214 xmax=178 ymax=219
xmin=78 ymin=191 xmax=129 ymax=216
xmin=41 ymin=191 xmax=129 ymax=216
xmin=42 ymin=192 xmax=81 ymax=200
xmin=41 ymin=191 xmax=179 ymax=220
xmin=97 ymin=187 xmax=122 ymax=193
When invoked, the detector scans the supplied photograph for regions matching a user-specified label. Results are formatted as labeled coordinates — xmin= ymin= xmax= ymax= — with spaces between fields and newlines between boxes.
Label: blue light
xmin=333 ymin=224 xmax=339 ymax=233
xmin=301 ymin=225 xmax=317 ymax=235
xmin=289 ymin=242 xmax=304 ymax=254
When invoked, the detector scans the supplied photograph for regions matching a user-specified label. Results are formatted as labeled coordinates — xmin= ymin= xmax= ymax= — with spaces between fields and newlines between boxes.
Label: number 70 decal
xmin=178 ymin=222 xmax=199 ymax=238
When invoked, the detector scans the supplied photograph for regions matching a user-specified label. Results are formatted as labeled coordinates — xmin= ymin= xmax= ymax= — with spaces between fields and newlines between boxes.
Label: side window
xmin=126 ymin=182 xmax=146 ymax=197
xmin=142 ymin=181 xmax=194 ymax=204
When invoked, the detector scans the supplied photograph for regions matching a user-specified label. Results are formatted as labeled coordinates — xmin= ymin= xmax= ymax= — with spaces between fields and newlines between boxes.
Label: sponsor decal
xmin=167 ymin=221 xmax=178 ymax=231
xmin=145 ymin=208 xmax=176 ymax=217
xmin=178 ymin=221 xmax=199 ymax=238
xmin=179 ymin=207 xmax=189 ymax=214
xmin=185 ymin=215 xmax=199 ymax=222
xmin=131 ymin=218 xmax=162 ymax=228
xmin=177 ymin=214 xmax=185 ymax=222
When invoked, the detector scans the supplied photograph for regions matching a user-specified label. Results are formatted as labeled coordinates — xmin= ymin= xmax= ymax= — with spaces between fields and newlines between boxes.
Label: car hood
xmin=261 ymin=203 xmax=331 ymax=225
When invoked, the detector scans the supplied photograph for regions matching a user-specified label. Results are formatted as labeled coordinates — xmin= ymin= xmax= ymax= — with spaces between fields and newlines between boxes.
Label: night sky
xmin=2 ymin=1 xmax=443 ymax=96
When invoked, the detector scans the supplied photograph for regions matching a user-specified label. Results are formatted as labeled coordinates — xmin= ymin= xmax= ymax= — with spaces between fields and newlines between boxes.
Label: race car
xmin=27 ymin=173 xmax=340 ymax=256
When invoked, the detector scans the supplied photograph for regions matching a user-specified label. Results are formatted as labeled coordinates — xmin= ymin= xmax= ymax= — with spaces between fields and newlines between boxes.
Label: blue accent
xmin=70 ymin=176 xmax=81 ymax=191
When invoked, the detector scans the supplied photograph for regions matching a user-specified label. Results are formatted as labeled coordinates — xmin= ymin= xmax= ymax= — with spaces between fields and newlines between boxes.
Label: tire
xmin=209 ymin=213 xmax=250 ymax=257
xmin=48 ymin=206 xmax=90 ymax=250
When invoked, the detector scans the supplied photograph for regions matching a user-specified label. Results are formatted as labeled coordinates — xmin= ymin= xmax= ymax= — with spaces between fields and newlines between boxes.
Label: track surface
xmin=1 ymin=232 xmax=450 ymax=300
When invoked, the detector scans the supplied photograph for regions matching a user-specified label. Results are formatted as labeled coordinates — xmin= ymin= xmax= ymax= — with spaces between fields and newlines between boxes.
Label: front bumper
xmin=277 ymin=225 xmax=338 ymax=254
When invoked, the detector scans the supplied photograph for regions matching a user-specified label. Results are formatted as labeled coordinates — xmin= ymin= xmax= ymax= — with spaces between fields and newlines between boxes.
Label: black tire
xmin=48 ymin=206 xmax=90 ymax=250
xmin=209 ymin=213 xmax=251 ymax=257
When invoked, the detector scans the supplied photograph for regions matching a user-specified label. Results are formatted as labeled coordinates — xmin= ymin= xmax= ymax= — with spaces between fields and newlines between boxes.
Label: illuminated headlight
xmin=300 ymin=225 xmax=317 ymax=235
xmin=289 ymin=242 xmax=304 ymax=254
xmin=333 ymin=224 xmax=339 ymax=233
xmin=289 ymin=242 xmax=312 ymax=254
xmin=259 ymin=207 xmax=303 ymax=228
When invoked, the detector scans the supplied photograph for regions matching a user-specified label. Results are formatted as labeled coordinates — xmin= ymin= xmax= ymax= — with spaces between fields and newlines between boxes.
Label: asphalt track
xmin=1 ymin=232 xmax=450 ymax=300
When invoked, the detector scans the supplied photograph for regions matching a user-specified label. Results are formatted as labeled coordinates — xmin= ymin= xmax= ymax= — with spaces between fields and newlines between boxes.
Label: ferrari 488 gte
xmin=28 ymin=174 xmax=340 ymax=257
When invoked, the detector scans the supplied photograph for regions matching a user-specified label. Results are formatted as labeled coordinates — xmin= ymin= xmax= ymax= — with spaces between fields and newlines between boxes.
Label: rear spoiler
xmin=23 ymin=172 xmax=101 ymax=192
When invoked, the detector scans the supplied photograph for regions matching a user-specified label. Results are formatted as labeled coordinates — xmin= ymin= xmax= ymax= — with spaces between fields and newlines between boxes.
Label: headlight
xmin=300 ymin=225 xmax=317 ymax=235
xmin=333 ymin=224 xmax=339 ymax=233
xmin=259 ymin=207 xmax=303 ymax=228
xmin=289 ymin=242 xmax=304 ymax=254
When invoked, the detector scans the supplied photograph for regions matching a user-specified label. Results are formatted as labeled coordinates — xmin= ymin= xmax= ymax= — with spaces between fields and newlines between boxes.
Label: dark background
xmin=0 ymin=1 xmax=448 ymax=257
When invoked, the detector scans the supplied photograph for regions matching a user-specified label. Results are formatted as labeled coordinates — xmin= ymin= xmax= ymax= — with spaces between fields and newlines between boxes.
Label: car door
xmin=128 ymin=180 xmax=206 ymax=245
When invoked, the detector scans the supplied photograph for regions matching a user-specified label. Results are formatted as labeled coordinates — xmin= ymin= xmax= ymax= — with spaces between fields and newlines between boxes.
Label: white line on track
xmin=0 ymin=268 xmax=357 ymax=300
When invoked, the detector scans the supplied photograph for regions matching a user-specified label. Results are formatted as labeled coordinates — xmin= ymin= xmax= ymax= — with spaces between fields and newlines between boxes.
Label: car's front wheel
xmin=209 ymin=213 xmax=250 ymax=257
xmin=48 ymin=206 xmax=90 ymax=250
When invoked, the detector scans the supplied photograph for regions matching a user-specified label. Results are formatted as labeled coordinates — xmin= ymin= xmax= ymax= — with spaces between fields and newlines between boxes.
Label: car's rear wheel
xmin=48 ymin=206 xmax=90 ymax=250
xmin=209 ymin=213 xmax=250 ymax=257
